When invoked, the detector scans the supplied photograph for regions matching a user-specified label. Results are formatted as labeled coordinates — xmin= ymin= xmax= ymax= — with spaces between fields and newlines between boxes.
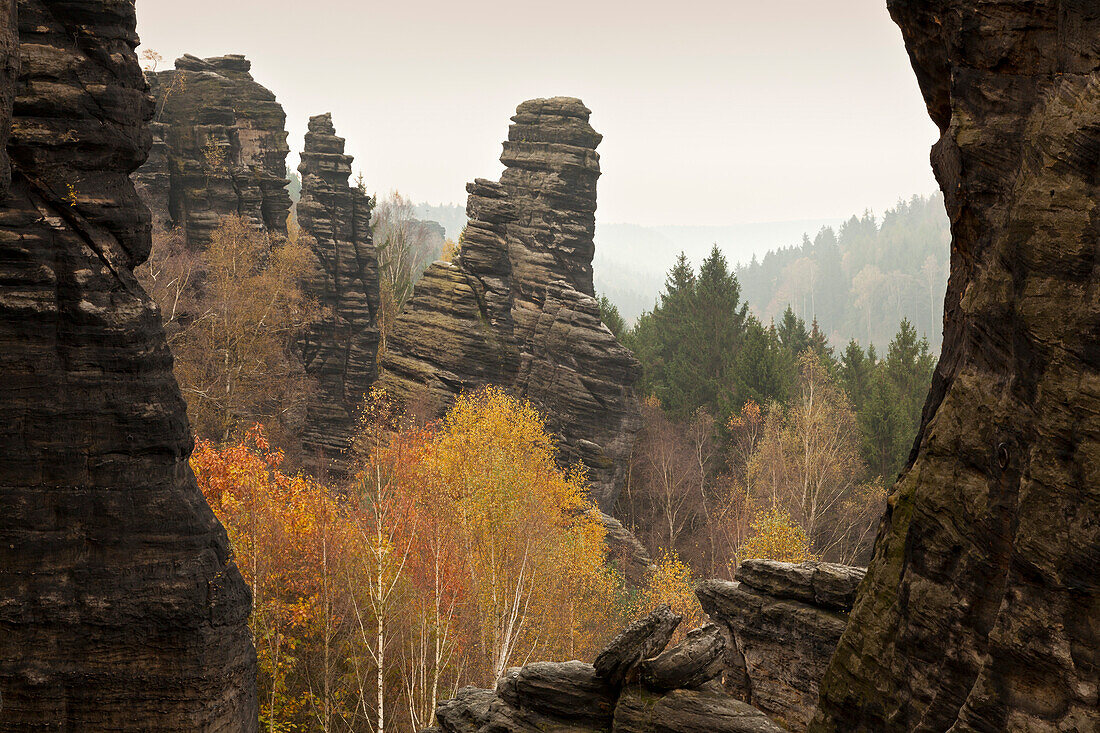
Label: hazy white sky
xmin=136 ymin=0 xmax=939 ymax=227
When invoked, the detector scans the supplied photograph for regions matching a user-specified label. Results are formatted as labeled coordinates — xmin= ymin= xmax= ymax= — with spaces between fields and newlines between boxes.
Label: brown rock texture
xmin=426 ymin=604 xmax=783 ymax=733
xmin=135 ymin=53 xmax=291 ymax=247
xmin=0 ymin=1 xmax=256 ymax=730
xmin=294 ymin=113 xmax=381 ymax=469
xmin=811 ymin=3 xmax=1100 ymax=731
xmin=698 ymin=560 xmax=864 ymax=731
xmin=379 ymin=99 xmax=641 ymax=509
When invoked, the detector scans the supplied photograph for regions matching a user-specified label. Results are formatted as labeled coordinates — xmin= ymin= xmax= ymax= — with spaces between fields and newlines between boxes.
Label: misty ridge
xmin=415 ymin=192 xmax=949 ymax=352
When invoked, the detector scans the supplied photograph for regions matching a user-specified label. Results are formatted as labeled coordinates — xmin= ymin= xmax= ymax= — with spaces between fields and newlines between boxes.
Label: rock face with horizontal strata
xmin=135 ymin=53 xmax=291 ymax=248
xmin=294 ymin=113 xmax=381 ymax=471
xmin=0 ymin=1 xmax=257 ymax=729
xmin=698 ymin=560 xmax=864 ymax=731
xmin=811 ymin=2 xmax=1100 ymax=731
xmin=380 ymin=99 xmax=641 ymax=509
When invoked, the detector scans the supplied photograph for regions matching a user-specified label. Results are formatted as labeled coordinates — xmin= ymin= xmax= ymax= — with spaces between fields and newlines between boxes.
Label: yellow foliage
xmin=636 ymin=551 xmax=706 ymax=641
xmin=424 ymin=387 xmax=624 ymax=677
xmin=164 ymin=215 xmax=319 ymax=442
xmin=738 ymin=503 xmax=815 ymax=564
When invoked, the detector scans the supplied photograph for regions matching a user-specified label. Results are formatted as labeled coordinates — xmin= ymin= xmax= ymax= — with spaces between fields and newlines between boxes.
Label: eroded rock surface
xmin=694 ymin=560 xmax=864 ymax=730
xmin=812 ymin=3 xmax=1100 ymax=731
xmin=0 ymin=1 xmax=256 ymax=728
xmin=379 ymin=99 xmax=641 ymax=510
xmin=613 ymin=688 xmax=784 ymax=733
xmin=425 ymin=602 xmax=783 ymax=733
xmin=294 ymin=113 xmax=381 ymax=470
xmin=135 ymin=53 xmax=291 ymax=247
xmin=593 ymin=606 xmax=681 ymax=688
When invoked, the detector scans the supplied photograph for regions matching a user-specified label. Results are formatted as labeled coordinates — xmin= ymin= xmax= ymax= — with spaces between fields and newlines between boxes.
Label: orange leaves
xmin=192 ymin=425 xmax=360 ymax=725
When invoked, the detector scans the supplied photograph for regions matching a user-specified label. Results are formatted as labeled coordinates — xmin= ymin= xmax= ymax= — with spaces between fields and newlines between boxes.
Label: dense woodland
xmin=735 ymin=193 xmax=949 ymax=351
xmin=602 ymin=245 xmax=935 ymax=576
xmin=138 ymin=208 xmax=936 ymax=730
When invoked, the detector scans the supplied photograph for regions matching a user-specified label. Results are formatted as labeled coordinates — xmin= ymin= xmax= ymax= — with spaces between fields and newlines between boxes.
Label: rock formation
xmin=0 ymin=1 xmax=256 ymax=729
xmin=135 ymin=53 xmax=291 ymax=247
xmin=424 ymin=606 xmax=785 ymax=733
xmin=699 ymin=560 xmax=864 ymax=730
xmin=380 ymin=98 xmax=641 ymax=510
xmin=811 ymin=2 xmax=1100 ymax=731
xmin=294 ymin=113 xmax=381 ymax=469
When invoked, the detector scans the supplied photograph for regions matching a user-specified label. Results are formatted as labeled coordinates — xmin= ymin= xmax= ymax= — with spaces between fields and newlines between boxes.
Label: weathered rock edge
xmin=423 ymin=562 xmax=870 ymax=733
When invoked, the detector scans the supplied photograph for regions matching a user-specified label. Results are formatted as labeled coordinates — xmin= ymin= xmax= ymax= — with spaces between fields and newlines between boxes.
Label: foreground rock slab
xmin=613 ymin=688 xmax=785 ymax=733
xmin=698 ymin=560 xmax=862 ymax=730
xmin=593 ymin=606 xmax=681 ymax=688
xmin=812 ymin=2 xmax=1100 ymax=731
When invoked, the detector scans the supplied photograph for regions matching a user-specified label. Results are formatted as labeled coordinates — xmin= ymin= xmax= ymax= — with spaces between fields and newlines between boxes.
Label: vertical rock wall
xmin=0 ymin=1 xmax=257 ymax=729
xmin=380 ymin=98 xmax=641 ymax=510
xmin=135 ymin=54 xmax=291 ymax=247
xmin=812 ymin=2 xmax=1100 ymax=731
xmin=295 ymin=113 xmax=381 ymax=469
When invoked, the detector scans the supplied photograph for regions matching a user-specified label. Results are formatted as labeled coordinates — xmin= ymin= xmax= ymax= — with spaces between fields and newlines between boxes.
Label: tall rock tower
xmin=295 ymin=113 xmax=382 ymax=469
xmin=135 ymin=53 xmax=292 ymax=247
xmin=0 ymin=1 xmax=256 ymax=729
xmin=812 ymin=2 xmax=1100 ymax=731
xmin=380 ymin=98 xmax=641 ymax=510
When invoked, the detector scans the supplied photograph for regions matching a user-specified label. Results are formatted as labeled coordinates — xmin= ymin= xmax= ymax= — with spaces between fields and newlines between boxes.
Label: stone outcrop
xmin=638 ymin=623 xmax=728 ymax=692
xmin=294 ymin=113 xmax=381 ymax=469
xmin=135 ymin=53 xmax=291 ymax=247
xmin=380 ymin=99 xmax=641 ymax=510
xmin=593 ymin=605 xmax=681 ymax=688
xmin=0 ymin=1 xmax=256 ymax=729
xmin=811 ymin=3 xmax=1100 ymax=731
xmin=424 ymin=606 xmax=784 ymax=733
xmin=699 ymin=561 xmax=864 ymax=730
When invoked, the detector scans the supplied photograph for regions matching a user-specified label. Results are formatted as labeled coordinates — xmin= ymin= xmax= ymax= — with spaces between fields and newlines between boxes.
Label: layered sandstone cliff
xmin=812 ymin=2 xmax=1100 ymax=731
xmin=380 ymin=98 xmax=641 ymax=510
xmin=135 ymin=53 xmax=291 ymax=247
xmin=295 ymin=113 xmax=381 ymax=468
xmin=0 ymin=1 xmax=256 ymax=729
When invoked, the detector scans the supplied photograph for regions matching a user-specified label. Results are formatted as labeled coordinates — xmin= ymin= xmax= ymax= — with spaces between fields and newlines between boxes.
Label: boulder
xmin=436 ymin=686 xmax=496 ymax=733
xmin=697 ymin=578 xmax=848 ymax=730
xmin=735 ymin=559 xmax=865 ymax=612
xmin=593 ymin=606 xmax=681 ymax=688
xmin=638 ymin=624 xmax=728 ymax=692
xmin=612 ymin=688 xmax=785 ymax=733
xmin=480 ymin=697 xmax=608 ymax=733
xmin=812 ymin=3 xmax=1100 ymax=730
xmin=496 ymin=661 xmax=616 ymax=726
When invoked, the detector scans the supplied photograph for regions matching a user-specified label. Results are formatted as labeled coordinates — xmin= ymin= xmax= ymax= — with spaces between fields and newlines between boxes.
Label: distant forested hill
xmin=736 ymin=194 xmax=950 ymax=351
xmin=414 ymin=202 xmax=467 ymax=241
xmin=412 ymin=195 xmax=950 ymax=352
